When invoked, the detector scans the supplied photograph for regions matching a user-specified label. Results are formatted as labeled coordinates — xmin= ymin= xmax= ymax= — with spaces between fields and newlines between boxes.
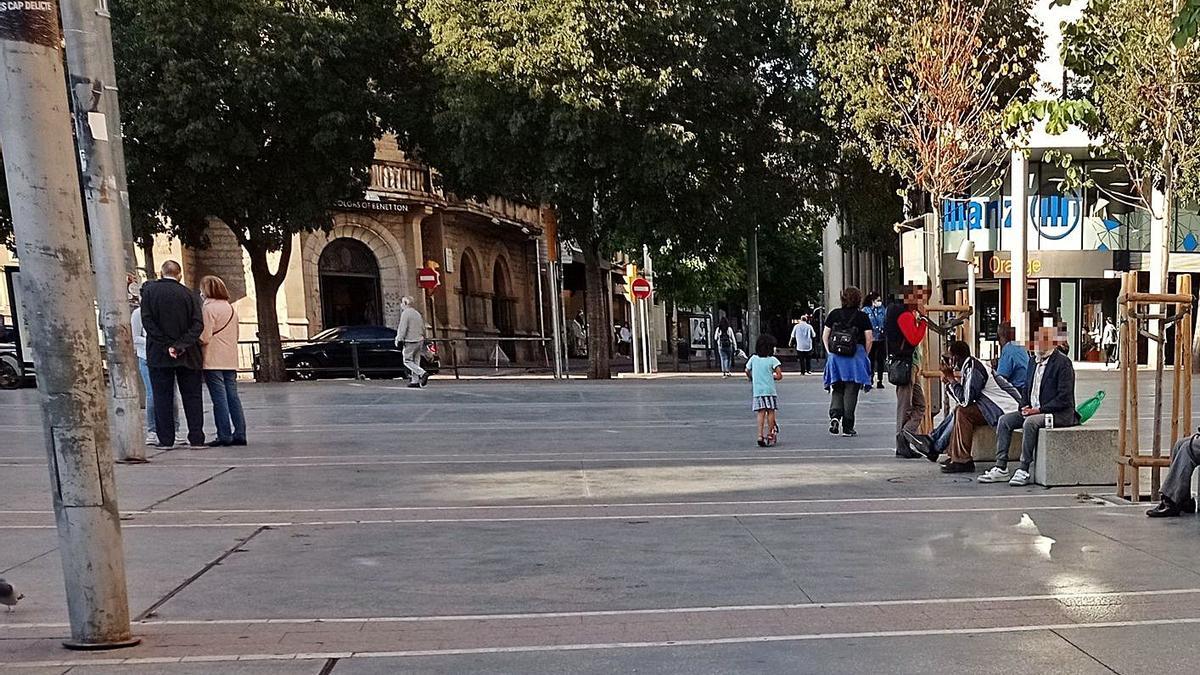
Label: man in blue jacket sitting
xmin=978 ymin=324 xmax=1080 ymax=486
xmin=995 ymin=323 xmax=1028 ymax=390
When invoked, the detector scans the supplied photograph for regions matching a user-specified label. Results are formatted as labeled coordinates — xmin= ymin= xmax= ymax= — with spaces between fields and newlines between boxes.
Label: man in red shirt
xmin=885 ymin=283 xmax=930 ymax=458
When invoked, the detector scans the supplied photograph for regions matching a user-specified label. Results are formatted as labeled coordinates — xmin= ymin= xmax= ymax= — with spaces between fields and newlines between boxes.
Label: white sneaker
xmin=828 ymin=417 xmax=841 ymax=435
xmin=1009 ymin=469 xmax=1031 ymax=487
xmin=144 ymin=436 xmax=157 ymax=446
xmin=977 ymin=467 xmax=1011 ymax=483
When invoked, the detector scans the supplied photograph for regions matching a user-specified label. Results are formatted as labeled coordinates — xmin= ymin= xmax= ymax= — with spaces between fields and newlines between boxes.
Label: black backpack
xmin=718 ymin=329 xmax=733 ymax=350
xmin=828 ymin=311 xmax=859 ymax=357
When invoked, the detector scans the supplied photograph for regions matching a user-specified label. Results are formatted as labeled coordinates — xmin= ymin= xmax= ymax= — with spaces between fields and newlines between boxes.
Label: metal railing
xmin=238 ymin=336 xmax=557 ymax=381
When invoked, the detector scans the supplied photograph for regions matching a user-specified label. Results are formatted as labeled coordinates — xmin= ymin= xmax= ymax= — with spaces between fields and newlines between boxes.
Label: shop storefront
xmin=937 ymin=159 xmax=1200 ymax=364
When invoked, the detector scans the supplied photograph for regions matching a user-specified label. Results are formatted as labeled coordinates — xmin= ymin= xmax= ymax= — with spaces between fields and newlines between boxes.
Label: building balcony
xmin=368 ymin=160 xmax=540 ymax=229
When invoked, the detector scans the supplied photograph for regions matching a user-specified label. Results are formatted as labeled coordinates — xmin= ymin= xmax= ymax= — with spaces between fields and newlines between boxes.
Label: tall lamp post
xmin=957 ymin=239 xmax=977 ymax=354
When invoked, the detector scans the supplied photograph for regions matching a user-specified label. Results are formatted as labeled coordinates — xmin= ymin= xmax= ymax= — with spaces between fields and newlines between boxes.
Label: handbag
xmin=887 ymin=356 xmax=913 ymax=386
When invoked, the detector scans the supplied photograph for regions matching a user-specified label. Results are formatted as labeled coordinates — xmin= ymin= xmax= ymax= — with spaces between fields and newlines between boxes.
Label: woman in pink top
xmin=198 ymin=276 xmax=246 ymax=447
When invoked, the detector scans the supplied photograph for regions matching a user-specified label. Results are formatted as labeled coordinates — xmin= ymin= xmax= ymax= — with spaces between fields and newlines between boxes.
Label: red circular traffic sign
xmin=417 ymin=267 xmax=440 ymax=290
xmin=631 ymin=277 xmax=652 ymax=300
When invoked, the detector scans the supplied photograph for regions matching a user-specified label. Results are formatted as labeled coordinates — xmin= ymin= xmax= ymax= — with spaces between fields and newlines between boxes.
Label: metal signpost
xmin=0 ymin=0 xmax=138 ymax=648
xmin=60 ymin=0 xmax=145 ymax=463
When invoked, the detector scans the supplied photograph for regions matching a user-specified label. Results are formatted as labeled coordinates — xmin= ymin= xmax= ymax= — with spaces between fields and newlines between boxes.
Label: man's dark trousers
xmin=150 ymin=366 xmax=205 ymax=447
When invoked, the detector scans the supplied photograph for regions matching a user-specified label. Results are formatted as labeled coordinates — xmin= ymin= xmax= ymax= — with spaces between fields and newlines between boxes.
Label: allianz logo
xmin=941 ymin=195 xmax=1082 ymax=240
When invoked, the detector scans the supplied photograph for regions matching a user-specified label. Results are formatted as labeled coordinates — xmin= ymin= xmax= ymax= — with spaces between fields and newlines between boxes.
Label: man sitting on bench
xmin=978 ymin=324 xmax=1080 ymax=486
xmin=922 ymin=340 xmax=1022 ymax=473
xmin=1147 ymin=435 xmax=1200 ymax=517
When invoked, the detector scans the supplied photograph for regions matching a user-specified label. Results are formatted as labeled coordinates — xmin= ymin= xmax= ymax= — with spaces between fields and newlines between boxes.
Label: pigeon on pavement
xmin=0 ymin=579 xmax=23 ymax=611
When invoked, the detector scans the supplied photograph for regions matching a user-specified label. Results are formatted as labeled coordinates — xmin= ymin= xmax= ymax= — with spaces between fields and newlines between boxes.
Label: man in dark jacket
xmin=926 ymin=340 xmax=1021 ymax=474
xmin=979 ymin=324 xmax=1080 ymax=486
xmin=141 ymin=260 xmax=206 ymax=448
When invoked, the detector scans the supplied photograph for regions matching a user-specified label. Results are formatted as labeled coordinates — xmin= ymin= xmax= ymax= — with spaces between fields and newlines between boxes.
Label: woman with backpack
xmin=716 ymin=316 xmax=737 ymax=377
xmin=822 ymin=286 xmax=874 ymax=437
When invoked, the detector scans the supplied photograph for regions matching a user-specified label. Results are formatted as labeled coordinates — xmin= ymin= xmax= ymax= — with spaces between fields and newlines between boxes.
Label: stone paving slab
xmin=11 ymin=594 xmax=1194 ymax=673
xmin=0 ymin=374 xmax=1193 ymax=673
xmin=328 ymin=631 xmax=1111 ymax=675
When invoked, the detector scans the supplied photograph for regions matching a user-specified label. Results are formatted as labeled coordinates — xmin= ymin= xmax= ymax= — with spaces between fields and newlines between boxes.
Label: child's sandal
xmin=757 ymin=436 xmax=767 ymax=447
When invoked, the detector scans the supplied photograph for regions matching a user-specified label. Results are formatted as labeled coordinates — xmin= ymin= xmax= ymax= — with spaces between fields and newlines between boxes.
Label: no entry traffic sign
xmin=631 ymin=277 xmax=652 ymax=300
xmin=417 ymin=267 xmax=440 ymax=290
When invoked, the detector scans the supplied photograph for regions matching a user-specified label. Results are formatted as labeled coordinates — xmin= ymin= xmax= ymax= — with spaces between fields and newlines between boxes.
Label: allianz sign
xmin=941 ymin=195 xmax=1083 ymax=241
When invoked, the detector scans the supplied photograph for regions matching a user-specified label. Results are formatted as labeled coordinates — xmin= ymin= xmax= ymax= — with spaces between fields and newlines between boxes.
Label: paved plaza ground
xmin=2 ymin=368 xmax=1200 ymax=673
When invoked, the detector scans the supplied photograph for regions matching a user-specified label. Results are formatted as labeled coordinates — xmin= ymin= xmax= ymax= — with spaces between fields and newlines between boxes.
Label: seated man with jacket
xmin=978 ymin=325 xmax=1080 ymax=486
xmin=919 ymin=340 xmax=1021 ymax=473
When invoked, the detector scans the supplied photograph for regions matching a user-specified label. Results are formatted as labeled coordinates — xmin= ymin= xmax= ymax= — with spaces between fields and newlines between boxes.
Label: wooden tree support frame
xmin=1116 ymin=272 xmax=1194 ymax=502
xmin=919 ymin=290 xmax=974 ymax=434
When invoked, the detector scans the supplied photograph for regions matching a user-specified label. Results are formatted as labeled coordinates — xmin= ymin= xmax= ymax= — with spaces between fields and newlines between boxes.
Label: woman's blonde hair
xmin=200 ymin=275 xmax=230 ymax=301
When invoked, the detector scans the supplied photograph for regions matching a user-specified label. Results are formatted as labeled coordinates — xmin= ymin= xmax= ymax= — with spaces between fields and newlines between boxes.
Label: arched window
xmin=460 ymin=250 xmax=486 ymax=330
xmin=319 ymin=238 xmax=382 ymax=328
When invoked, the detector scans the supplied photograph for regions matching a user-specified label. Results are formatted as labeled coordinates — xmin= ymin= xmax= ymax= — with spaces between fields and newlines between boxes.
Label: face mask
xmin=873 ymin=300 xmax=882 ymax=308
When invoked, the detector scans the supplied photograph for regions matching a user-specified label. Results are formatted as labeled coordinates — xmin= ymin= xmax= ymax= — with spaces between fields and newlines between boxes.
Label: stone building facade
xmin=141 ymin=136 xmax=547 ymax=367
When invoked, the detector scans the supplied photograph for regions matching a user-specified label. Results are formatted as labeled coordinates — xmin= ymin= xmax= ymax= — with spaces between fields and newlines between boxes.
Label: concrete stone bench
xmin=966 ymin=424 xmax=1117 ymax=486
xmin=970 ymin=426 xmax=1019 ymax=464
xmin=1033 ymin=426 xmax=1118 ymax=487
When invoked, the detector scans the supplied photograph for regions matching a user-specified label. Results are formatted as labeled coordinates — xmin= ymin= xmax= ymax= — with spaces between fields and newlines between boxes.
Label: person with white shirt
xmin=789 ymin=315 xmax=816 ymax=374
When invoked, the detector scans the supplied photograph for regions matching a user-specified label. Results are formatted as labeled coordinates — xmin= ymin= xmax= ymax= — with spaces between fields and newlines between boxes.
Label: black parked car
xmin=269 ymin=325 xmax=440 ymax=381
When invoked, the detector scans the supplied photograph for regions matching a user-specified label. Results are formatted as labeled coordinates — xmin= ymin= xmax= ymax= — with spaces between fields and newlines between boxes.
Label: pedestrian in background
xmin=995 ymin=323 xmax=1028 ymax=390
xmin=395 ymin=296 xmax=429 ymax=388
xmin=131 ymin=284 xmax=178 ymax=446
xmin=863 ymin=291 xmax=888 ymax=390
xmin=140 ymin=260 xmax=206 ymax=449
xmin=198 ymin=276 xmax=246 ymax=447
xmin=716 ymin=316 xmax=736 ymax=377
xmin=789 ymin=315 xmax=816 ymax=374
xmin=1102 ymin=317 xmax=1118 ymax=366
xmin=823 ymin=286 xmax=873 ymax=437
xmin=745 ymin=334 xmax=783 ymax=447
xmin=886 ymin=282 xmax=930 ymax=458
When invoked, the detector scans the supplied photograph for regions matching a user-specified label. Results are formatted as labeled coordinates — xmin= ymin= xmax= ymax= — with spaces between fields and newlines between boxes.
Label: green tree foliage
xmin=113 ymin=0 xmax=425 ymax=381
xmin=1178 ymin=0 xmax=1200 ymax=47
xmin=418 ymin=0 xmax=698 ymax=377
xmin=418 ymin=0 xmax=831 ymax=374
xmin=1008 ymin=0 xmax=1200 ymax=237
xmin=796 ymin=0 xmax=1041 ymax=208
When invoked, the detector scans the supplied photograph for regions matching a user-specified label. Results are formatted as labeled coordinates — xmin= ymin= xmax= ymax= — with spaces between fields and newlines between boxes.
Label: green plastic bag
xmin=1077 ymin=390 xmax=1105 ymax=424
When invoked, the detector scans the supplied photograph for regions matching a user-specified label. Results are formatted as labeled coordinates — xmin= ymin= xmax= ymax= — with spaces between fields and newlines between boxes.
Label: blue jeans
xmin=995 ymin=411 xmax=1048 ymax=472
xmin=932 ymin=414 xmax=955 ymax=453
xmin=204 ymin=370 xmax=246 ymax=443
xmin=719 ymin=348 xmax=735 ymax=373
xmin=139 ymin=357 xmax=179 ymax=436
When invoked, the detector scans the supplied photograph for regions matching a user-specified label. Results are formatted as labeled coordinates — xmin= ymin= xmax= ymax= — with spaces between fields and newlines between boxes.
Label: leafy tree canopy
xmin=795 ymin=0 xmax=1042 ymax=204
xmin=113 ymin=0 xmax=429 ymax=380
xmin=1008 ymin=0 xmax=1200 ymax=209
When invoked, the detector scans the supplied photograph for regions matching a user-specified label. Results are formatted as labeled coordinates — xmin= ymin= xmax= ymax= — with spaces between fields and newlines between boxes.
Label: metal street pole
xmin=630 ymin=295 xmax=642 ymax=375
xmin=643 ymin=245 xmax=657 ymax=373
xmin=60 ymin=0 xmax=145 ymax=463
xmin=541 ymin=207 xmax=564 ymax=379
xmin=0 ymin=1 xmax=138 ymax=648
xmin=747 ymin=225 xmax=762 ymax=352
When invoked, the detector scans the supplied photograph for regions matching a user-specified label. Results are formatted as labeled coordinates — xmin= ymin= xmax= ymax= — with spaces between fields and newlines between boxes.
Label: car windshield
xmin=310 ymin=328 xmax=341 ymax=342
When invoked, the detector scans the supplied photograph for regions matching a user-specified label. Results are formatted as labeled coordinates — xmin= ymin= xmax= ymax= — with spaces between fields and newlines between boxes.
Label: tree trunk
xmin=246 ymin=237 xmax=291 ymax=383
xmin=583 ymin=241 xmax=611 ymax=379
xmin=746 ymin=226 xmax=761 ymax=351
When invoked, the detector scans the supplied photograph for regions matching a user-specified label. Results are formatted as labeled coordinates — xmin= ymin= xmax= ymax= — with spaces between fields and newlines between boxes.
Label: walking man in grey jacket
xmin=395 ymin=296 xmax=428 ymax=388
